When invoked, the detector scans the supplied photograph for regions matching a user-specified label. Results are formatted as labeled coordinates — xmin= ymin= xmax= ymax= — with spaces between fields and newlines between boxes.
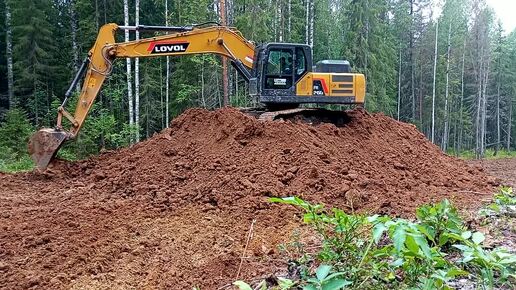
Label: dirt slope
xmin=0 ymin=107 xmax=496 ymax=289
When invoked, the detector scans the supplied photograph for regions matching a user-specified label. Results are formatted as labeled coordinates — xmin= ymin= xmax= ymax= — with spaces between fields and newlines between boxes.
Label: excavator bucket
xmin=28 ymin=128 xmax=69 ymax=170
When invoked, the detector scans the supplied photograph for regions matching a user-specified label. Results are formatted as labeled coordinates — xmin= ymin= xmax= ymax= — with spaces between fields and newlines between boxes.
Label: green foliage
xmin=458 ymin=149 xmax=516 ymax=160
xmin=302 ymin=264 xmax=352 ymax=290
xmin=0 ymin=108 xmax=33 ymax=153
xmin=481 ymin=187 xmax=516 ymax=215
xmin=0 ymin=108 xmax=34 ymax=172
xmin=415 ymin=199 xmax=465 ymax=247
xmin=233 ymin=278 xmax=296 ymax=290
xmin=0 ymin=150 xmax=33 ymax=173
xmin=268 ymin=194 xmax=516 ymax=289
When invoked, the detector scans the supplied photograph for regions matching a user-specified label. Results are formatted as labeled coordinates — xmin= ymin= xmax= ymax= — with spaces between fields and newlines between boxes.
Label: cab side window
xmin=266 ymin=49 xmax=293 ymax=75
xmin=295 ymin=48 xmax=307 ymax=81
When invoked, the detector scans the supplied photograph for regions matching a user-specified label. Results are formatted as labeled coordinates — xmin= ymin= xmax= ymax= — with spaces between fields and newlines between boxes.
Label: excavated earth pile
xmin=0 ymin=107 xmax=497 ymax=289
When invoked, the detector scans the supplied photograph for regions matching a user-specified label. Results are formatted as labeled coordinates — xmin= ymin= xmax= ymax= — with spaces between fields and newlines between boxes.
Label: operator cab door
xmin=262 ymin=46 xmax=295 ymax=96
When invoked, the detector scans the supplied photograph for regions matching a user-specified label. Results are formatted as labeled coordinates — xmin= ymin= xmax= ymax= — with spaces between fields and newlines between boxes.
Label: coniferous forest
xmin=0 ymin=0 xmax=516 ymax=169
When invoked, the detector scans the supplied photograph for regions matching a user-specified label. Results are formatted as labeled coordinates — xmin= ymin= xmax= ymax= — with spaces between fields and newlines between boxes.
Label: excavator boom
xmin=29 ymin=23 xmax=256 ymax=169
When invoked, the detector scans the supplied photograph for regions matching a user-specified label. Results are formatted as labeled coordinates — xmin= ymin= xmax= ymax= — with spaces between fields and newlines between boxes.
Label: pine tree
xmin=10 ymin=0 xmax=56 ymax=125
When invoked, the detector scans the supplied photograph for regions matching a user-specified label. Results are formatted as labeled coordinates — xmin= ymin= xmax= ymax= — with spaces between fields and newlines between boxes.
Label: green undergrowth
xmin=457 ymin=149 xmax=516 ymax=160
xmin=233 ymin=188 xmax=516 ymax=290
xmin=0 ymin=150 xmax=33 ymax=173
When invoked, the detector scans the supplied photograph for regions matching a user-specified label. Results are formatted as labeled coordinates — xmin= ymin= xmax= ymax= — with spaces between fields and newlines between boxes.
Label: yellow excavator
xmin=28 ymin=23 xmax=366 ymax=169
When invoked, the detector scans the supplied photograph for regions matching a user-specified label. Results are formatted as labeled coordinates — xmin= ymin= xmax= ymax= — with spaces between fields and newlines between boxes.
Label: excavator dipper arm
xmin=28 ymin=23 xmax=256 ymax=169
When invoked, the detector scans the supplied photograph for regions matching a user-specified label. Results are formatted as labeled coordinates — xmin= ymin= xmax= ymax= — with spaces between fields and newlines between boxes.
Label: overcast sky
xmin=486 ymin=0 xmax=516 ymax=33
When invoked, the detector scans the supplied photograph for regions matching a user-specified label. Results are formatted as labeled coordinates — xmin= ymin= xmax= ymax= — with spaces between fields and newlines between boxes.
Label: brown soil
xmin=468 ymin=158 xmax=516 ymax=188
xmin=0 ymin=107 xmax=497 ymax=289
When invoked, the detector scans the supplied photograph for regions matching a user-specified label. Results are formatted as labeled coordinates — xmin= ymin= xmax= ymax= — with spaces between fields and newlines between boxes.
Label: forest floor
xmin=468 ymin=158 xmax=516 ymax=188
xmin=0 ymin=108 xmax=511 ymax=290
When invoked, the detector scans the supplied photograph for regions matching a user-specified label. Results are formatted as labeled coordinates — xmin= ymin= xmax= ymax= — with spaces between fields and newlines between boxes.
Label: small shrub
xmin=263 ymin=193 xmax=516 ymax=290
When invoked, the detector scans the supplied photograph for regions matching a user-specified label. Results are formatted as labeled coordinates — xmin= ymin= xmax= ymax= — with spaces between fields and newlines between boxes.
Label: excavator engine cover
xmin=28 ymin=129 xmax=69 ymax=170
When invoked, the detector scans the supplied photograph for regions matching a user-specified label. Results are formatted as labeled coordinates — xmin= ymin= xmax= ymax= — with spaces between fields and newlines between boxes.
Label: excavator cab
xmin=250 ymin=43 xmax=365 ymax=107
xmin=250 ymin=43 xmax=311 ymax=107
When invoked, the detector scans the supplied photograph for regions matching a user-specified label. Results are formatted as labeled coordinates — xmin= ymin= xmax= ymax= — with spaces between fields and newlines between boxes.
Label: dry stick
xmin=456 ymin=190 xmax=494 ymax=195
xmin=235 ymin=219 xmax=256 ymax=280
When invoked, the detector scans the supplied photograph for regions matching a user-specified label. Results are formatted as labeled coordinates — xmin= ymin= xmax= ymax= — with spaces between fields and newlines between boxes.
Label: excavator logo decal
xmin=148 ymin=41 xmax=190 ymax=54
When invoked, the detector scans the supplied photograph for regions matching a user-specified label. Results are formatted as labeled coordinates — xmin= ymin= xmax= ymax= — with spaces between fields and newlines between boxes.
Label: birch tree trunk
xmin=288 ymin=0 xmax=291 ymax=41
xmin=397 ymin=47 xmax=402 ymax=121
xmin=495 ymin=78 xmax=500 ymax=154
xmin=480 ymin=60 xmax=490 ymax=158
xmin=305 ymin=0 xmax=309 ymax=44
xmin=95 ymin=0 xmax=99 ymax=31
xmin=201 ymin=56 xmax=206 ymax=108
xmin=160 ymin=58 xmax=164 ymax=129
xmin=475 ymin=46 xmax=483 ymax=159
xmin=431 ymin=20 xmax=439 ymax=144
xmin=165 ymin=0 xmax=170 ymax=127
xmin=508 ymin=98 xmax=513 ymax=151
xmin=124 ymin=0 xmax=134 ymax=140
xmin=309 ymin=0 xmax=314 ymax=47
xmin=442 ymin=22 xmax=451 ymax=152
xmin=273 ymin=2 xmax=278 ymax=41
xmin=409 ymin=0 xmax=415 ymax=120
xmin=135 ymin=0 xmax=140 ymax=142
xmin=220 ymin=0 xmax=229 ymax=106
xmin=278 ymin=4 xmax=283 ymax=42
xmin=5 ymin=0 xmax=14 ymax=107
xmin=70 ymin=0 xmax=79 ymax=89
xmin=458 ymin=39 xmax=466 ymax=153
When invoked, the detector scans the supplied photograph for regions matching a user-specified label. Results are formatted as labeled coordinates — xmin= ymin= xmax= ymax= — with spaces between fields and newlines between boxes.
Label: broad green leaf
xmin=322 ymin=278 xmax=352 ymax=290
xmin=471 ymin=232 xmax=485 ymax=245
xmin=445 ymin=268 xmax=468 ymax=278
xmin=462 ymin=255 xmax=474 ymax=263
xmin=416 ymin=224 xmax=435 ymax=242
xmin=316 ymin=264 xmax=333 ymax=280
xmin=324 ymin=272 xmax=345 ymax=281
xmin=390 ymin=258 xmax=404 ymax=267
xmin=303 ymin=285 xmax=318 ymax=290
xmin=278 ymin=277 xmax=296 ymax=289
xmin=439 ymin=234 xmax=450 ymax=246
xmin=257 ymin=280 xmax=267 ymax=290
xmin=405 ymin=234 xmax=420 ymax=254
xmin=413 ymin=234 xmax=432 ymax=258
xmin=452 ymin=244 xmax=471 ymax=252
xmin=367 ymin=214 xmax=379 ymax=223
xmin=372 ymin=223 xmax=387 ymax=243
xmin=461 ymin=231 xmax=472 ymax=240
xmin=268 ymin=196 xmax=305 ymax=207
xmin=496 ymin=252 xmax=516 ymax=265
xmin=233 ymin=281 xmax=253 ymax=290
xmin=393 ymin=226 xmax=406 ymax=252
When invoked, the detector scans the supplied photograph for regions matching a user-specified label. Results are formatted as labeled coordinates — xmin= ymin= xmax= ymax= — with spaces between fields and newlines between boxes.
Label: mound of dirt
xmin=0 ymin=107 xmax=497 ymax=289
xmin=51 ymin=107 xmax=496 ymax=214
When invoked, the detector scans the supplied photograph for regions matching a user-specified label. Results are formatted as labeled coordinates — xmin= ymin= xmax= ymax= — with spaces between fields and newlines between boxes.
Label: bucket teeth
xmin=28 ymin=129 xmax=69 ymax=170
